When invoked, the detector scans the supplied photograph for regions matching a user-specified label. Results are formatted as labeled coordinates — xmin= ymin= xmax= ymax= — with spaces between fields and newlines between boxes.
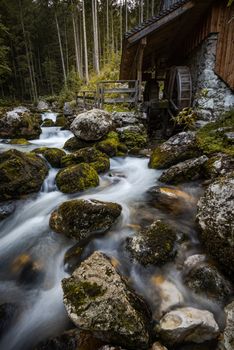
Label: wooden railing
xmin=160 ymin=0 xmax=182 ymax=10
xmin=77 ymin=80 xmax=139 ymax=110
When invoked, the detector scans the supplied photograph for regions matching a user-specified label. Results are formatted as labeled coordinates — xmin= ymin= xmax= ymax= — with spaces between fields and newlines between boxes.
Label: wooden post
xmin=137 ymin=37 xmax=147 ymax=102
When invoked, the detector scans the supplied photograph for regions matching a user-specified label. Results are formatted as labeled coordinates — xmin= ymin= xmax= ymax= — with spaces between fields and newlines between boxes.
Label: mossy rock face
xmin=196 ymin=110 xmax=234 ymax=156
xmin=55 ymin=114 xmax=67 ymax=127
xmin=62 ymin=251 xmax=150 ymax=349
xmin=158 ymin=155 xmax=208 ymax=184
xmin=33 ymin=147 xmax=66 ymax=168
xmin=50 ymin=199 xmax=122 ymax=242
xmin=96 ymin=132 xmax=128 ymax=157
xmin=0 ymin=149 xmax=48 ymax=200
xmin=197 ymin=172 xmax=234 ymax=277
xmin=118 ymin=130 xmax=147 ymax=152
xmin=61 ymin=147 xmax=110 ymax=174
xmin=126 ymin=220 xmax=176 ymax=266
xmin=149 ymin=131 xmax=199 ymax=169
xmin=9 ymin=138 xmax=30 ymax=145
xmin=0 ymin=110 xmax=42 ymax=140
xmin=203 ymin=153 xmax=234 ymax=179
xmin=41 ymin=118 xmax=55 ymax=127
xmin=56 ymin=163 xmax=99 ymax=193
xmin=63 ymin=137 xmax=96 ymax=152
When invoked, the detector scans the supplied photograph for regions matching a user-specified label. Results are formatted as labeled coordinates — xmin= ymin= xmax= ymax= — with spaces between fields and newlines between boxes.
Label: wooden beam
xmin=127 ymin=1 xmax=195 ymax=45
xmin=137 ymin=37 xmax=147 ymax=101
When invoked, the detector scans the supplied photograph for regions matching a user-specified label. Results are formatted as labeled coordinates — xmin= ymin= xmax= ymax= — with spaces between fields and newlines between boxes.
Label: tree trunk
xmin=106 ymin=0 xmax=109 ymax=52
xmin=82 ymin=0 xmax=89 ymax=82
xmin=55 ymin=11 xmax=67 ymax=84
xmin=92 ymin=0 xmax=100 ymax=74
xmin=152 ymin=0 xmax=155 ymax=16
xmin=125 ymin=0 xmax=128 ymax=32
xmin=120 ymin=1 xmax=122 ymax=52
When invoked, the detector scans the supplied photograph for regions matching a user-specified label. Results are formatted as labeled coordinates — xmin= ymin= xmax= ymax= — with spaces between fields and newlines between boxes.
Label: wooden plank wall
xmin=184 ymin=0 xmax=234 ymax=90
xmin=215 ymin=3 xmax=234 ymax=90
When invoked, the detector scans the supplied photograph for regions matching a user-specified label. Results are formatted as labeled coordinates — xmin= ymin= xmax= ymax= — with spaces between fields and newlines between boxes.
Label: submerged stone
xmin=0 ymin=201 xmax=16 ymax=221
xmin=63 ymin=137 xmax=96 ymax=152
xmin=55 ymin=163 xmax=99 ymax=193
xmin=62 ymin=251 xmax=151 ymax=349
xmin=50 ymin=199 xmax=122 ymax=242
xmin=126 ymin=220 xmax=176 ymax=266
xmin=0 ymin=149 xmax=48 ymax=200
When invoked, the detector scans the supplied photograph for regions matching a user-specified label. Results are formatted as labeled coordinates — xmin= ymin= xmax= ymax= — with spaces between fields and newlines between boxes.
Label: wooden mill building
xmin=120 ymin=0 xmax=234 ymax=120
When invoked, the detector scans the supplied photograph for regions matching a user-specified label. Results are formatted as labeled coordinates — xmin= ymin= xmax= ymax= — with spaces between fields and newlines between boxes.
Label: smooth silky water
xmin=0 ymin=113 xmax=224 ymax=350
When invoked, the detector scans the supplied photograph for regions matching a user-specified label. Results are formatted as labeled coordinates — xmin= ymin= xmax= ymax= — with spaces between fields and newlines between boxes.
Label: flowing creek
xmin=0 ymin=113 xmax=225 ymax=350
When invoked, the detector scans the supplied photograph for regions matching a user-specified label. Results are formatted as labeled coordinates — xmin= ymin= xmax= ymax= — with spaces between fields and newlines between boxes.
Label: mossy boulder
xmin=62 ymin=251 xmax=151 ymax=349
xmin=197 ymin=172 xmax=234 ymax=277
xmin=118 ymin=128 xmax=147 ymax=153
xmin=9 ymin=138 xmax=30 ymax=145
xmin=0 ymin=108 xmax=42 ymax=140
xmin=196 ymin=110 xmax=234 ymax=156
xmin=55 ymin=114 xmax=67 ymax=127
xmin=55 ymin=163 xmax=99 ymax=194
xmin=33 ymin=147 xmax=66 ymax=168
xmin=0 ymin=149 xmax=48 ymax=200
xmin=158 ymin=156 xmax=208 ymax=184
xmin=63 ymin=137 xmax=96 ymax=152
xmin=149 ymin=132 xmax=199 ymax=169
xmin=61 ymin=147 xmax=110 ymax=173
xmin=203 ymin=153 xmax=234 ymax=179
xmin=41 ymin=118 xmax=55 ymax=127
xmin=126 ymin=220 xmax=176 ymax=266
xmin=96 ymin=132 xmax=128 ymax=157
xmin=50 ymin=199 xmax=122 ymax=242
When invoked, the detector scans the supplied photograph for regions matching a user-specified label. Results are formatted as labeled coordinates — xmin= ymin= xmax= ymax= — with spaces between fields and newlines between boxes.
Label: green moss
xmin=61 ymin=147 xmax=110 ymax=173
xmin=63 ymin=137 xmax=96 ymax=152
xmin=96 ymin=132 xmax=128 ymax=157
xmin=32 ymin=147 xmax=65 ymax=168
xmin=9 ymin=138 xmax=30 ymax=145
xmin=42 ymin=119 xmax=54 ymax=127
xmin=55 ymin=114 xmax=67 ymax=127
xmin=56 ymin=163 xmax=99 ymax=193
xmin=196 ymin=110 xmax=234 ymax=156
xmin=149 ymin=148 xmax=171 ymax=169
xmin=62 ymin=279 xmax=106 ymax=314
xmin=118 ymin=130 xmax=147 ymax=151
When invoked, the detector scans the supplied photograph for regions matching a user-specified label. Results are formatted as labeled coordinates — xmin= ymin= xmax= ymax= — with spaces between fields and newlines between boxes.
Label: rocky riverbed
xmin=0 ymin=106 xmax=233 ymax=350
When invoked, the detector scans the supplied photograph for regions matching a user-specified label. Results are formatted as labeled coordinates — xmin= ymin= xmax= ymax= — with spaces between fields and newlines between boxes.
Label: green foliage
xmin=172 ymin=107 xmax=197 ymax=130
xmin=227 ymin=0 xmax=234 ymax=6
xmin=0 ymin=19 xmax=11 ymax=83
xmin=196 ymin=109 xmax=234 ymax=155
xmin=58 ymin=67 xmax=83 ymax=106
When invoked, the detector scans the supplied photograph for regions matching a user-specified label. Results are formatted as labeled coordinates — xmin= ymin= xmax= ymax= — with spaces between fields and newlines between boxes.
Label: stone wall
xmin=187 ymin=33 xmax=234 ymax=121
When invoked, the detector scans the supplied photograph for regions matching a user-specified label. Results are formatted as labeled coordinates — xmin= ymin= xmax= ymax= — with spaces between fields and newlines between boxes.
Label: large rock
xmin=197 ymin=173 xmax=234 ymax=276
xmin=37 ymin=100 xmax=49 ymax=111
xmin=63 ymin=137 xmax=96 ymax=152
xmin=126 ymin=220 xmax=176 ymax=266
xmin=159 ymin=156 xmax=208 ymax=184
xmin=96 ymin=132 xmax=128 ymax=157
xmin=0 ymin=107 xmax=42 ymax=140
xmin=149 ymin=132 xmax=199 ymax=169
xmin=71 ymin=109 xmax=112 ymax=141
xmin=55 ymin=163 xmax=99 ymax=194
xmin=204 ymin=153 xmax=234 ymax=179
xmin=217 ymin=301 xmax=234 ymax=350
xmin=158 ymin=307 xmax=219 ymax=345
xmin=0 ymin=149 xmax=48 ymax=200
xmin=33 ymin=147 xmax=66 ymax=168
xmin=183 ymin=259 xmax=233 ymax=303
xmin=62 ymin=251 xmax=151 ymax=349
xmin=63 ymin=102 xmax=74 ymax=116
xmin=50 ymin=199 xmax=122 ymax=242
xmin=117 ymin=127 xmax=147 ymax=152
xmin=61 ymin=147 xmax=110 ymax=173
xmin=112 ymin=111 xmax=139 ymax=128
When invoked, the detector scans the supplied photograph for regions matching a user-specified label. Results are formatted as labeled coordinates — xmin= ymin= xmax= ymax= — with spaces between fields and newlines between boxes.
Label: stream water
xmin=0 ymin=113 xmax=224 ymax=350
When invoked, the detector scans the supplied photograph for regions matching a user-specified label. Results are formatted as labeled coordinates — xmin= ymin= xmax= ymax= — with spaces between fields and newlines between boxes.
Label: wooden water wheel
xmin=165 ymin=66 xmax=192 ymax=112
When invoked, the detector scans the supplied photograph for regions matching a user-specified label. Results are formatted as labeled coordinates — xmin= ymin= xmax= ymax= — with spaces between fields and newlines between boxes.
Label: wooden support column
xmin=137 ymin=37 xmax=147 ymax=101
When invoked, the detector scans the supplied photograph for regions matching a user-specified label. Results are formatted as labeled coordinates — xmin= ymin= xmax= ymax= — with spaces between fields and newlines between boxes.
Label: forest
xmin=0 ymin=0 xmax=160 ymax=103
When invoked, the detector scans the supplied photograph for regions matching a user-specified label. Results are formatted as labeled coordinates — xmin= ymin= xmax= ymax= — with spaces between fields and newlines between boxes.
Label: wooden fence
xmin=77 ymin=80 xmax=139 ymax=110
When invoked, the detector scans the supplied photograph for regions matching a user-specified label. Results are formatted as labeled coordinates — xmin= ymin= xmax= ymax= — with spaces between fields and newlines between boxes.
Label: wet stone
xmin=0 ymin=201 xmax=16 ymax=221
